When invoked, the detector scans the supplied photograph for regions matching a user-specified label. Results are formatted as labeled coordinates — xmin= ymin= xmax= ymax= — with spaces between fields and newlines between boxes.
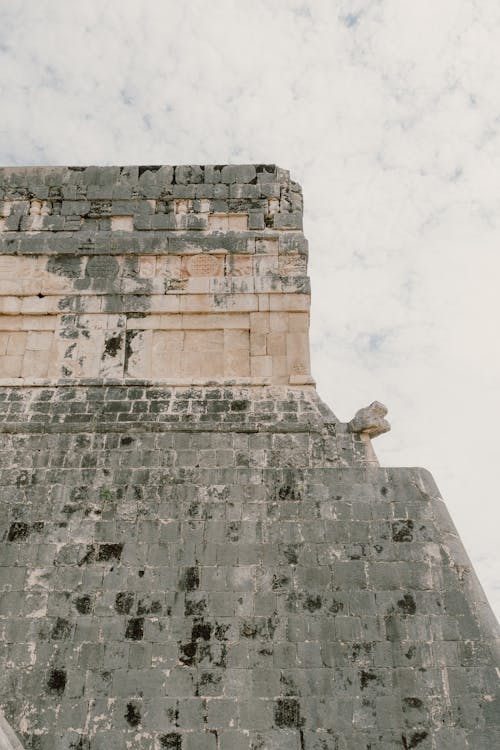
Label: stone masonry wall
xmin=0 ymin=166 xmax=499 ymax=750
xmin=0 ymin=165 xmax=311 ymax=385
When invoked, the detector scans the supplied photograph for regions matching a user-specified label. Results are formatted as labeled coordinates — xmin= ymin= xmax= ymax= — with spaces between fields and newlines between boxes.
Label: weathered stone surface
xmin=0 ymin=166 xmax=498 ymax=749
xmin=0 ymin=166 xmax=312 ymax=386
xmin=349 ymin=401 xmax=391 ymax=438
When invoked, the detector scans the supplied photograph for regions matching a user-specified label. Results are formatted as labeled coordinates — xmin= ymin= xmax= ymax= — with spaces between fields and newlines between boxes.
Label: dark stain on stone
xmin=272 ymin=574 xmax=290 ymax=590
xmin=103 ymin=334 xmax=122 ymax=359
xmin=120 ymin=435 xmax=134 ymax=446
xmin=274 ymin=698 xmax=303 ymax=728
xmin=98 ymin=543 xmax=123 ymax=562
xmin=125 ymin=617 xmax=144 ymax=640
xmin=402 ymin=731 xmax=428 ymax=749
xmin=277 ymin=485 xmax=302 ymax=502
xmin=124 ymin=330 xmax=139 ymax=373
xmin=240 ymin=621 xmax=258 ymax=638
xmin=185 ymin=597 xmax=207 ymax=617
xmin=283 ymin=544 xmax=300 ymax=565
xmin=227 ymin=522 xmax=240 ymax=542
xmin=139 ymin=165 xmax=161 ymax=176
xmin=166 ymin=706 xmax=179 ymax=725
xmin=7 ymin=522 xmax=30 ymax=542
xmin=51 ymin=617 xmax=72 ymax=640
xmin=47 ymin=255 xmax=83 ymax=278
xmin=75 ymin=595 xmax=92 ymax=614
xmin=125 ymin=701 xmax=141 ymax=727
xmin=192 ymin=620 xmax=212 ymax=641
xmin=397 ymin=594 xmax=417 ymax=615
xmin=179 ymin=567 xmax=200 ymax=592
xmin=392 ymin=520 xmax=414 ymax=543
xmin=380 ymin=486 xmax=388 ymax=496
xmin=68 ymin=736 xmax=90 ymax=750
xmin=231 ymin=400 xmax=249 ymax=412
xmin=159 ymin=733 xmax=182 ymax=749
xmin=359 ymin=670 xmax=379 ymax=690
xmin=403 ymin=697 xmax=423 ymax=709
xmin=115 ymin=592 xmax=134 ymax=614
xmin=137 ymin=598 xmax=162 ymax=615
xmin=303 ymin=595 xmax=322 ymax=612
xmin=329 ymin=599 xmax=345 ymax=614
xmin=179 ymin=642 xmax=197 ymax=666
xmin=47 ymin=668 xmax=66 ymax=695
xmin=78 ymin=544 xmax=97 ymax=566
xmin=214 ymin=623 xmax=230 ymax=641
xmin=280 ymin=672 xmax=299 ymax=697
xmin=138 ymin=570 xmax=145 ymax=578
xmin=199 ymin=671 xmax=221 ymax=688
xmin=16 ymin=470 xmax=32 ymax=487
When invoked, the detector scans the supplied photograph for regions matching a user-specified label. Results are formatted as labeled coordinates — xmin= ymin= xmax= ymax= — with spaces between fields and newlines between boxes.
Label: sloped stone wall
xmin=0 ymin=427 xmax=499 ymax=749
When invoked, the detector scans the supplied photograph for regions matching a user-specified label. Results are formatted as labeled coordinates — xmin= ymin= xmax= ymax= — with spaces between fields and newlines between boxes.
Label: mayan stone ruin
xmin=0 ymin=164 xmax=498 ymax=749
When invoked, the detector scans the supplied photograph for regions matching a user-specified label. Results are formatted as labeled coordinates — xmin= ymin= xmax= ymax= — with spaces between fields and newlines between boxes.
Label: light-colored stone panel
xmin=267 ymin=332 xmax=286 ymax=356
xmin=250 ymin=355 xmax=273 ymax=378
xmin=152 ymin=350 xmax=182 ymax=379
xmin=0 ymin=333 xmax=8 ymax=355
xmin=0 ymin=355 xmax=22 ymax=377
xmin=269 ymin=293 xmax=310 ymax=312
xmin=111 ymin=216 xmax=133 ymax=231
xmin=22 ymin=349 xmax=49 ymax=378
xmin=150 ymin=296 xmax=181 ymax=313
xmin=153 ymin=330 xmax=184 ymax=352
xmin=286 ymin=332 xmax=311 ymax=381
xmin=185 ymin=254 xmax=224 ymax=277
xmin=258 ymin=294 xmax=270 ymax=311
xmin=228 ymin=214 xmax=248 ymax=231
xmin=184 ymin=330 xmax=224 ymax=352
xmin=6 ymin=332 xmax=27 ymax=355
xmin=126 ymin=314 xmax=165 ymax=330
xmin=224 ymin=329 xmax=249 ymax=351
xmin=182 ymin=313 xmax=249 ymax=330
xmin=269 ymin=313 xmax=289 ymax=332
xmin=0 ymin=298 xmax=22 ymax=315
xmin=224 ymin=350 xmax=250 ymax=377
xmin=249 ymin=312 xmax=270 ymax=333
xmin=288 ymin=313 xmax=309 ymax=332
xmin=26 ymin=331 xmax=53 ymax=351
xmin=208 ymin=214 xmax=229 ymax=232
xmin=272 ymin=355 xmax=288 ymax=380
xmin=250 ymin=333 xmax=267 ymax=356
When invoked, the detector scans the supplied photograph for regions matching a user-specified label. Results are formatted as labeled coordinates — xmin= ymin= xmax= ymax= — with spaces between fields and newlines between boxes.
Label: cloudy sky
xmin=1 ymin=0 xmax=499 ymax=617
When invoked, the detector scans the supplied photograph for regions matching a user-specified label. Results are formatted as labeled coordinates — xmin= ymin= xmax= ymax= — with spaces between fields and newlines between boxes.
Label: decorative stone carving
xmin=348 ymin=400 xmax=391 ymax=438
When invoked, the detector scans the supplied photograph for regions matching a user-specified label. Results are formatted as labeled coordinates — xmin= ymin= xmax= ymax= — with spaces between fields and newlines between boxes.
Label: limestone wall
xmin=0 ymin=166 xmax=312 ymax=385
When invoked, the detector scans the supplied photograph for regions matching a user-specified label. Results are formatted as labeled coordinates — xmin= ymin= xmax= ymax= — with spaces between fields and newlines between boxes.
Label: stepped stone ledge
xmin=0 ymin=165 xmax=498 ymax=750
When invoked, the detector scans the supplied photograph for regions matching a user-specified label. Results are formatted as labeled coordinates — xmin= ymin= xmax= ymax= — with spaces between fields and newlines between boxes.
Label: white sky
xmin=1 ymin=0 xmax=499 ymax=618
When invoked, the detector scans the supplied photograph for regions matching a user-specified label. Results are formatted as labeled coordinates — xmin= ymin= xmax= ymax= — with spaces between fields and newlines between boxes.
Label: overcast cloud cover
xmin=1 ymin=0 xmax=500 ymax=617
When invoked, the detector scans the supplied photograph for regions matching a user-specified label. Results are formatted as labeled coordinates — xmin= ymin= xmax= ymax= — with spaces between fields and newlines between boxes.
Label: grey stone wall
xmin=0 ymin=412 xmax=499 ymax=749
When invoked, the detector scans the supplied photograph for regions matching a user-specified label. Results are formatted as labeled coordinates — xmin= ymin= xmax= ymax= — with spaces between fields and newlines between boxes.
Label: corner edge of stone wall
xmin=0 ymin=711 xmax=25 ymax=750
xmin=386 ymin=465 xmax=500 ymax=640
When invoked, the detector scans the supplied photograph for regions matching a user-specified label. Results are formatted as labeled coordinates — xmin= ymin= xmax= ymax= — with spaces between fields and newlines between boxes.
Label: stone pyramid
xmin=0 ymin=165 xmax=498 ymax=749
